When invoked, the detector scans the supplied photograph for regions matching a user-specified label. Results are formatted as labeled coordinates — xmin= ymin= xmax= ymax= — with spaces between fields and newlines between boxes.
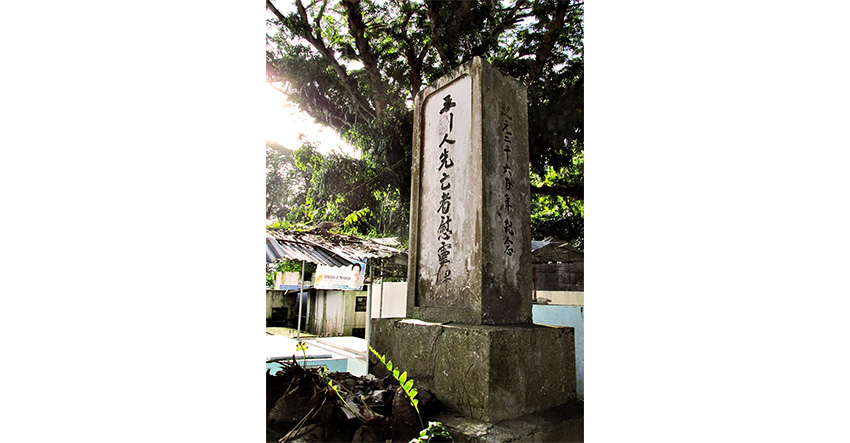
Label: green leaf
xmin=409 ymin=388 xmax=418 ymax=399
xmin=387 ymin=361 xmax=393 ymax=371
xmin=399 ymin=371 xmax=407 ymax=385
xmin=412 ymin=398 xmax=419 ymax=408
xmin=404 ymin=380 xmax=413 ymax=392
xmin=393 ymin=368 xmax=400 ymax=379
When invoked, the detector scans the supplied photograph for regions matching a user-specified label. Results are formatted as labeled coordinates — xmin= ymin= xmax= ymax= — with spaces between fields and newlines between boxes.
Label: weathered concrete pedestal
xmin=371 ymin=319 xmax=576 ymax=422
xmin=369 ymin=57 xmax=577 ymax=425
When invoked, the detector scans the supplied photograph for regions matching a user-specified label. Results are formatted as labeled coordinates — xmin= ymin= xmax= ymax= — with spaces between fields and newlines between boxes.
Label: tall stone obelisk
xmin=406 ymin=56 xmax=533 ymax=326
xmin=370 ymin=57 xmax=575 ymax=423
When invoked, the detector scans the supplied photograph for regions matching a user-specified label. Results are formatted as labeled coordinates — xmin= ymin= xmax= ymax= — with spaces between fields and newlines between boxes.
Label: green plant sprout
xmin=411 ymin=421 xmax=453 ymax=443
xmin=369 ymin=346 xmax=454 ymax=442
xmin=369 ymin=345 xmax=424 ymax=428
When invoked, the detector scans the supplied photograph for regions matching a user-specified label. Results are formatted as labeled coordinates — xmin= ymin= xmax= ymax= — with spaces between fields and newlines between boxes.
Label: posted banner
xmin=275 ymin=271 xmax=303 ymax=290
xmin=314 ymin=261 xmax=366 ymax=290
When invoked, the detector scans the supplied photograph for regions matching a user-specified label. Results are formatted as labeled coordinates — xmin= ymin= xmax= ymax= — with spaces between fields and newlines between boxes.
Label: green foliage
xmin=411 ymin=421 xmax=453 ymax=443
xmin=266 ymin=137 xmax=410 ymax=240
xmin=266 ymin=140 xmax=297 ymax=221
xmin=267 ymin=0 xmax=584 ymax=245
xmin=369 ymin=345 xmax=423 ymax=428
xmin=529 ymin=143 xmax=583 ymax=246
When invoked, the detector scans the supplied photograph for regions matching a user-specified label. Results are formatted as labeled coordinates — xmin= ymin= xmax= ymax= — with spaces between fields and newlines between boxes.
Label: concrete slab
xmin=433 ymin=401 xmax=583 ymax=442
xmin=315 ymin=336 xmax=368 ymax=357
xmin=265 ymin=326 xmax=317 ymax=339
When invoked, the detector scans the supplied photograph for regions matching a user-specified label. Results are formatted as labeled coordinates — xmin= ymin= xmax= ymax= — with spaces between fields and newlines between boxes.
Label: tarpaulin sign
xmin=314 ymin=261 xmax=366 ymax=290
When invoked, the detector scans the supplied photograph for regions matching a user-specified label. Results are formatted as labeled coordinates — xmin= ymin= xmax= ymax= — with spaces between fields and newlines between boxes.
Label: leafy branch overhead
xmin=266 ymin=0 xmax=583 ymax=242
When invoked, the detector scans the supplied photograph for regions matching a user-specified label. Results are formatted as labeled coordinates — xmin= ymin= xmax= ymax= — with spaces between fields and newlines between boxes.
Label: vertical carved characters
xmin=436 ymin=94 xmax=457 ymax=284
xmin=500 ymin=103 xmax=515 ymax=256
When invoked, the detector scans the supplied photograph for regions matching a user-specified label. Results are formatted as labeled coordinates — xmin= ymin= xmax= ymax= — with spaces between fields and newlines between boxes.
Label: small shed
xmin=531 ymin=237 xmax=584 ymax=298
xmin=266 ymin=229 xmax=408 ymax=339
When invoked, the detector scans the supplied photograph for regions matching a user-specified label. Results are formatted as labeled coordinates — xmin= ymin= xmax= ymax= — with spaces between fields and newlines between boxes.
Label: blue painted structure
xmin=533 ymin=305 xmax=584 ymax=398
xmin=265 ymin=335 xmax=368 ymax=376
xmin=266 ymin=357 xmax=348 ymax=375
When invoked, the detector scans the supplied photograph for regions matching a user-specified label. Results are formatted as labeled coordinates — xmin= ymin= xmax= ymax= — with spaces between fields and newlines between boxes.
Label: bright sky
xmin=264 ymin=1 xmax=359 ymax=157
xmin=264 ymin=82 xmax=359 ymax=157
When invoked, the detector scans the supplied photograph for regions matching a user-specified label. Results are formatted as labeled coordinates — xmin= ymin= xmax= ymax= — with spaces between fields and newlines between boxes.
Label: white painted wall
xmin=370 ymin=281 xmax=408 ymax=318
xmin=363 ymin=282 xmax=583 ymax=316
xmin=313 ymin=290 xmax=367 ymax=336
xmin=536 ymin=290 xmax=584 ymax=306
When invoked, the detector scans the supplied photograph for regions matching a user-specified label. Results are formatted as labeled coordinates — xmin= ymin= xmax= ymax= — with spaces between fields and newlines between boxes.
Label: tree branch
xmin=387 ymin=6 xmax=427 ymax=100
xmin=299 ymin=84 xmax=357 ymax=132
xmin=269 ymin=0 xmax=377 ymax=121
xmin=530 ymin=183 xmax=583 ymax=201
xmin=266 ymin=62 xmax=358 ymax=134
xmin=490 ymin=0 xmax=529 ymax=42
xmin=315 ymin=0 xmax=329 ymax=30
xmin=266 ymin=0 xmax=286 ymax=21
xmin=341 ymin=0 xmax=387 ymax=116
xmin=424 ymin=0 xmax=452 ymax=66
xmin=528 ymin=0 xmax=571 ymax=80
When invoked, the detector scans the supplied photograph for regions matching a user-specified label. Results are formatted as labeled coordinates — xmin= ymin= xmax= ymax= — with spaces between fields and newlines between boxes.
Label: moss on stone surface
xmin=369 ymin=319 xmax=576 ymax=422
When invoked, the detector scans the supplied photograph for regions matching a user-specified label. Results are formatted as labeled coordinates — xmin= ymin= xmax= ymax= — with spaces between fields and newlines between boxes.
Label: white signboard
xmin=314 ymin=261 xmax=366 ymax=290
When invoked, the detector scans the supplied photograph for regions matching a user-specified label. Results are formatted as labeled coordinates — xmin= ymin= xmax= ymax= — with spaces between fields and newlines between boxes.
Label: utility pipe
xmin=296 ymin=259 xmax=305 ymax=341
xmin=378 ymin=259 xmax=384 ymax=318
xmin=365 ymin=259 xmax=372 ymax=344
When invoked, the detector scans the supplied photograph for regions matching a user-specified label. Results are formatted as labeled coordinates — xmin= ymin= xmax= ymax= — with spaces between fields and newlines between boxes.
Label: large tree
xmin=267 ymin=139 xmax=409 ymax=238
xmin=266 ymin=0 xmax=583 ymax=243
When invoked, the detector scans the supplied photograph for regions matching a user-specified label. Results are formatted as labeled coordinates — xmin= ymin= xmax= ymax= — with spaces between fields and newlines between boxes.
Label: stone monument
xmin=370 ymin=57 xmax=576 ymax=423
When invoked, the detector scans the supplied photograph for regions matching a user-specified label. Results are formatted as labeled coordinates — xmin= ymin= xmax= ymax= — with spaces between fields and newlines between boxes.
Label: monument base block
xmin=370 ymin=318 xmax=576 ymax=423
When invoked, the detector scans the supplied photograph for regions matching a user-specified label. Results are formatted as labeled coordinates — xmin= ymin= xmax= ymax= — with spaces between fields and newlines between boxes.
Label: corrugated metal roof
xmin=531 ymin=237 xmax=583 ymax=264
xmin=267 ymin=230 xmax=407 ymax=263
xmin=269 ymin=230 xmax=581 ymax=265
xmin=266 ymin=235 xmax=356 ymax=266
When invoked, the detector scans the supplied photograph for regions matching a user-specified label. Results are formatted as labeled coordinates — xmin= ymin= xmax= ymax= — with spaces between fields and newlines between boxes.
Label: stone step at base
xmin=432 ymin=400 xmax=583 ymax=442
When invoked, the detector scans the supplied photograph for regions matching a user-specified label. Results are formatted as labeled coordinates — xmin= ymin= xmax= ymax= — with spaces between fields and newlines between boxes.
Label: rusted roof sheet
xmin=267 ymin=229 xmax=407 ymax=262
xmin=266 ymin=234 xmax=356 ymax=266
xmin=269 ymin=230 xmax=579 ymax=265
xmin=531 ymin=237 xmax=584 ymax=264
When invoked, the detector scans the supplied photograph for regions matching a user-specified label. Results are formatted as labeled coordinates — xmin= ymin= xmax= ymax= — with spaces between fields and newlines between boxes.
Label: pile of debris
xmin=267 ymin=359 xmax=444 ymax=443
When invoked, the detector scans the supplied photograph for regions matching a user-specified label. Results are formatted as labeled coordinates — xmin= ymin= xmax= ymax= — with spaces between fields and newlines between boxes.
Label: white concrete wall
xmin=536 ymin=290 xmax=584 ymax=306
xmin=370 ymin=281 xmax=408 ymax=318
xmin=313 ymin=290 xmax=367 ymax=336
xmin=363 ymin=283 xmax=583 ymax=316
